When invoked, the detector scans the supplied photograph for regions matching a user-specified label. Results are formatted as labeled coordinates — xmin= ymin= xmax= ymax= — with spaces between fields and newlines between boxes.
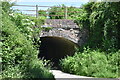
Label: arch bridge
xmin=40 ymin=19 xmax=88 ymax=46
xmin=12 ymin=4 xmax=88 ymax=46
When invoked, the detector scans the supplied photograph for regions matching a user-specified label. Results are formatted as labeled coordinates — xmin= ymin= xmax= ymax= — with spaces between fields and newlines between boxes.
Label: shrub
xmin=2 ymin=65 xmax=26 ymax=78
xmin=2 ymin=1 xmax=14 ymax=13
xmin=82 ymin=2 xmax=120 ymax=50
xmin=1 ymin=2 xmax=54 ymax=79
xmin=9 ymin=12 xmax=38 ymax=40
xmin=9 ymin=12 xmax=46 ymax=47
xmin=2 ymin=11 xmax=36 ymax=68
xmin=28 ymin=59 xmax=54 ymax=79
xmin=60 ymin=48 xmax=119 ymax=78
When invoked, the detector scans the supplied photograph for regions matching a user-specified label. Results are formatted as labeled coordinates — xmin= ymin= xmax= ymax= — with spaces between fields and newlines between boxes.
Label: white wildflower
xmin=26 ymin=19 xmax=30 ymax=21
xmin=9 ymin=13 xmax=14 ymax=16
xmin=31 ymin=22 xmax=35 ymax=25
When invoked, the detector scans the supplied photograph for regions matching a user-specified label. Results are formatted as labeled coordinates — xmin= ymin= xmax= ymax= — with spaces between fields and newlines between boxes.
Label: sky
xmin=10 ymin=0 xmax=90 ymax=15
xmin=10 ymin=0 xmax=89 ymax=2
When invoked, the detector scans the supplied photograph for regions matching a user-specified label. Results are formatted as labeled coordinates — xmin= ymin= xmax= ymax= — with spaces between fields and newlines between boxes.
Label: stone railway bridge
xmin=40 ymin=19 xmax=88 ymax=46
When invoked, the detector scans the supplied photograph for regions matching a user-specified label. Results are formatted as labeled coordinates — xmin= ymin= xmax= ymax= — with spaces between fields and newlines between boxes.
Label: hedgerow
xmin=1 ymin=2 xmax=54 ymax=79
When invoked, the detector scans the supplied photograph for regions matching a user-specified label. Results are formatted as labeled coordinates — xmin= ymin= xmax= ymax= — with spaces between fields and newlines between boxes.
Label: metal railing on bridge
xmin=13 ymin=4 xmax=81 ymax=19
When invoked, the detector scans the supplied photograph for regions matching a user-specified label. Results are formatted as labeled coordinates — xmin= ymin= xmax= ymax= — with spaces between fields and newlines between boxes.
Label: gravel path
xmin=50 ymin=70 xmax=119 ymax=80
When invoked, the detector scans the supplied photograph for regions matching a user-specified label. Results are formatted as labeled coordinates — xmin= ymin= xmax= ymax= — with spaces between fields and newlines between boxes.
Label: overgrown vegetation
xmin=60 ymin=48 xmax=119 ymax=78
xmin=38 ymin=2 xmax=119 ymax=78
xmin=38 ymin=4 xmax=83 ymax=19
xmin=59 ymin=2 xmax=120 ymax=78
xmin=1 ymin=1 xmax=120 ymax=79
xmin=1 ymin=1 xmax=54 ymax=79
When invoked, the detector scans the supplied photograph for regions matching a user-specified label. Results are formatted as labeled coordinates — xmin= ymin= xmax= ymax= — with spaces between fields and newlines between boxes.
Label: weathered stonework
xmin=40 ymin=19 xmax=88 ymax=46
xmin=40 ymin=28 xmax=79 ymax=42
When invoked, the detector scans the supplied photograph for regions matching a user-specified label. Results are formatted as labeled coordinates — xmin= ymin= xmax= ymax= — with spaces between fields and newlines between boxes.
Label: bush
xmin=2 ymin=11 xmax=36 ymax=68
xmin=60 ymin=2 xmax=119 ymax=78
xmin=9 ymin=12 xmax=38 ymax=40
xmin=2 ymin=60 xmax=54 ymax=79
xmin=28 ymin=59 xmax=54 ymax=79
xmin=2 ymin=65 xmax=26 ymax=78
xmin=9 ymin=12 xmax=46 ymax=47
xmin=80 ymin=2 xmax=120 ymax=50
xmin=60 ymin=48 xmax=119 ymax=78
xmin=1 ymin=2 xmax=54 ymax=79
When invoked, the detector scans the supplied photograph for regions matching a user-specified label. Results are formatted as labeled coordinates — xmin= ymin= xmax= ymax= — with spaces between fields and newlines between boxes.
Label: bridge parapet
xmin=43 ymin=19 xmax=79 ymax=28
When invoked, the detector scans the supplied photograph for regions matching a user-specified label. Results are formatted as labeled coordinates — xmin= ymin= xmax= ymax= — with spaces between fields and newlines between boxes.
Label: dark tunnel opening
xmin=38 ymin=36 xmax=79 ymax=68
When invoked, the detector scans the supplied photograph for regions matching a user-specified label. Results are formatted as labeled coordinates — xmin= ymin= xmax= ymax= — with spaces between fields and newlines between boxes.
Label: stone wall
xmin=44 ymin=19 xmax=79 ymax=28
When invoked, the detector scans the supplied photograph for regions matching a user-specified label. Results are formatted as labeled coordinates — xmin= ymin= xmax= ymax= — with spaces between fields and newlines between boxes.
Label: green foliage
xmin=73 ymin=8 xmax=89 ymax=29
xmin=8 ymin=11 xmax=46 ymax=48
xmin=48 ymin=4 xmax=83 ymax=19
xmin=9 ymin=12 xmax=39 ymax=40
xmin=36 ymin=16 xmax=46 ymax=27
xmin=2 ymin=65 xmax=25 ymax=78
xmin=59 ymin=2 xmax=119 ymax=78
xmin=80 ymin=2 xmax=120 ymax=51
xmin=2 ymin=60 xmax=54 ymax=79
xmin=48 ymin=4 xmax=65 ymax=19
xmin=2 ymin=11 xmax=36 ymax=67
xmin=47 ymin=4 xmax=90 ymax=30
xmin=2 ymin=12 xmax=28 ymax=65
xmin=28 ymin=59 xmax=54 ymax=79
xmin=9 ymin=10 xmax=46 ymax=37
xmin=2 ymin=1 xmax=15 ymax=13
xmin=37 ymin=3 xmax=120 ymax=51
xmin=38 ymin=9 xmax=47 ymax=17
xmin=1 ymin=1 xmax=54 ymax=79
xmin=60 ymin=48 xmax=119 ymax=78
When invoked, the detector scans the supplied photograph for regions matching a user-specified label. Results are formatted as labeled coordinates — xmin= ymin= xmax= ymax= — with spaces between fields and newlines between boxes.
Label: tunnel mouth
xmin=40 ymin=36 xmax=79 ymax=47
xmin=38 ymin=36 xmax=79 ymax=68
